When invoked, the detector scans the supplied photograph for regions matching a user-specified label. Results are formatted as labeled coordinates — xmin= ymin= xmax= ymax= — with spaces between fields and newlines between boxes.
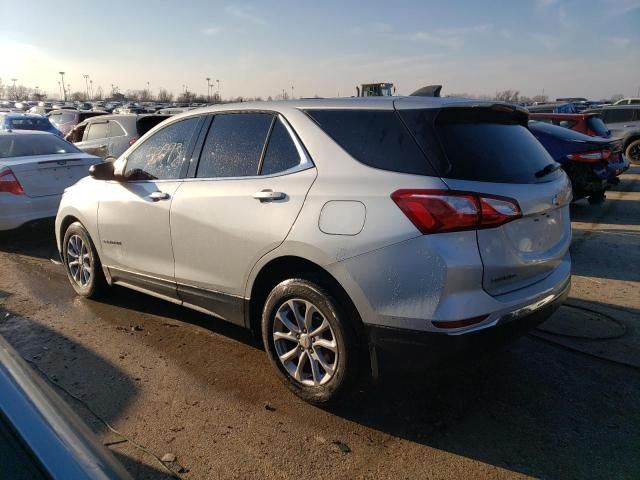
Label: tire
xmin=62 ymin=222 xmax=108 ymax=298
xmin=261 ymin=278 xmax=361 ymax=404
xmin=626 ymin=138 xmax=640 ymax=164
xmin=588 ymin=192 xmax=606 ymax=205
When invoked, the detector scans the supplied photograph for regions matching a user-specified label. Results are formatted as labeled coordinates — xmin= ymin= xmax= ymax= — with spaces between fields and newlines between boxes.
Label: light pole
xmin=216 ymin=79 xmax=220 ymax=102
xmin=291 ymin=85 xmax=294 ymax=100
xmin=89 ymin=79 xmax=93 ymax=99
xmin=146 ymin=81 xmax=150 ymax=101
xmin=59 ymin=72 xmax=66 ymax=101
xmin=58 ymin=81 xmax=62 ymax=100
xmin=206 ymin=77 xmax=211 ymax=103
xmin=83 ymin=75 xmax=90 ymax=100
xmin=11 ymin=78 xmax=17 ymax=100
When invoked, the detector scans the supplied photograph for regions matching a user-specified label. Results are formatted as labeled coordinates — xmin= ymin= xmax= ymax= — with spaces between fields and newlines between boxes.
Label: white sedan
xmin=0 ymin=130 xmax=101 ymax=231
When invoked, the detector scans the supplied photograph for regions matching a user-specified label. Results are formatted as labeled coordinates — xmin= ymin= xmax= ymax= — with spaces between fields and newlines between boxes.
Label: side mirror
xmin=89 ymin=161 xmax=117 ymax=181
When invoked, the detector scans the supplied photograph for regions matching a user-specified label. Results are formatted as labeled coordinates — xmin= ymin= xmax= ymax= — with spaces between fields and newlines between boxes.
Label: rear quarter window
xmin=305 ymin=109 xmax=436 ymax=176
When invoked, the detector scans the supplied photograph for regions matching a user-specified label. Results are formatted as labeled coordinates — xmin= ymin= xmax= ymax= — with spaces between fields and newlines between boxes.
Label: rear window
xmin=0 ymin=134 xmax=81 ymax=158
xmin=137 ymin=116 xmax=170 ymax=136
xmin=4 ymin=117 xmax=52 ymax=131
xmin=529 ymin=120 xmax=593 ymax=141
xmin=305 ymin=110 xmax=435 ymax=176
xmin=587 ymin=117 xmax=610 ymax=137
xmin=400 ymin=108 xmax=557 ymax=184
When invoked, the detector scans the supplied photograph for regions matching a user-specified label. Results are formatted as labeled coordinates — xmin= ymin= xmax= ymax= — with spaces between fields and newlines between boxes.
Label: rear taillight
xmin=0 ymin=168 xmax=24 ymax=195
xmin=129 ymin=136 xmax=139 ymax=146
xmin=391 ymin=189 xmax=521 ymax=234
xmin=567 ymin=149 xmax=611 ymax=163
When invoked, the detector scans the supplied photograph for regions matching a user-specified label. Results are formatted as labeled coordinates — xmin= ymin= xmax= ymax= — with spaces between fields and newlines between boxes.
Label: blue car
xmin=529 ymin=120 xmax=629 ymax=204
xmin=1 ymin=113 xmax=62 ymax=136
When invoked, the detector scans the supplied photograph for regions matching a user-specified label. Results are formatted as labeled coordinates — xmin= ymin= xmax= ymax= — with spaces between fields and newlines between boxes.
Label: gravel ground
xmin=0 ymin=165 xmax=638 ymax=479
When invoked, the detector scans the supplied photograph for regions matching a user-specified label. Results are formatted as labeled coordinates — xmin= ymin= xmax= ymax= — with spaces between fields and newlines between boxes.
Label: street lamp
xmin=58 ymin=81 xmax=62 ymax=100
xmin=291 ymin=85 xmax=294 ymax=100
xmin=11 ymin=78 xmax=17 ymax=100
xmin=59 ymin=72 xmax=66 ymax=101
xmin=83 ymin=75 xmax=90 ymax=101
xmin=89 ymin=79 xmax=93 ymax=99
xmin=216 ymin=79 xmax=220 ymax=102
xmin=206 ymin=77 xmax=211 ymax=103
xmin=146 ymin=81 xmax=150 ymax=100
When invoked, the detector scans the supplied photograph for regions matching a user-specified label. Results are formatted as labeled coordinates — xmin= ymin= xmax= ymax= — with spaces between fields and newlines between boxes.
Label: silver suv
xmin=55 ymin=98 xmax=572 ymax=403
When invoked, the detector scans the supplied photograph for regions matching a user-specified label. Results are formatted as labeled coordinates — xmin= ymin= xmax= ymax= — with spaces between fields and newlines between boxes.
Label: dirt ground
xmin=0 ymin=166 xmax=638 ymax=480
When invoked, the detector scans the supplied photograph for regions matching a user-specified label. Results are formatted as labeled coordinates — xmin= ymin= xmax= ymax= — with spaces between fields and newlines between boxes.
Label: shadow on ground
xmin=0 ymin=306 xmax=173 ymax=479
xmin=0 ymin=219 xmax=59 ymax=260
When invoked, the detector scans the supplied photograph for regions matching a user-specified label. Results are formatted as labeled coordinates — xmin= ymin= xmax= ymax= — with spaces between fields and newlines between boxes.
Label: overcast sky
xmin=1 ymin=0 xmax=638 ymax=100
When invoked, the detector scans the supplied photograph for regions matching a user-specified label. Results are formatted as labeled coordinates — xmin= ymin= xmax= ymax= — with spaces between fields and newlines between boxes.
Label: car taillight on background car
xmin=391 ymin=189 xmax=521 ymax=234
xmin=567 ymin=149 xmax=611 ymax=163
xmin=0 ymin=168 xmax=25 ymax=195
xmin=129 ymin=137 xmax=139 ymax=146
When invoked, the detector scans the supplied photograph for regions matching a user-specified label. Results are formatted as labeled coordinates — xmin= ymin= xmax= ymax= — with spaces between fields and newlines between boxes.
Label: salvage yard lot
xmin=1 ymin=166 xmax=639 ymax=479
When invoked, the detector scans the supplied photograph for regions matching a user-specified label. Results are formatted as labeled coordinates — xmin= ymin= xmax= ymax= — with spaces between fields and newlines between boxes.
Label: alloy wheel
xmin=66 ymin=234 xmax=92 ymax=287
xmin=272 ymin=298 xmax=338 ymax=386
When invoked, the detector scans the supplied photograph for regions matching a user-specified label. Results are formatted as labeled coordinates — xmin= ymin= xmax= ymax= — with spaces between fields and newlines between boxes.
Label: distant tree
xmin=15 ymin=85 xmax=28 ymax=100
xmin=31 ymin=92 xmax=46 ymax=101
xmin=532 ymin=94 xmax=549 ymax=104
xmin=138 ymin=89 xmax=152 ymax=102
xmin=126 ymin=90 xmax=140 ymax=102
xmin=94 ymin=86 xmax=104 ymax=100
xmin=111 ymin=92 xmax=126 ymax=102
xmin=267 ymin=96 xmax=273 ymax=102
xmin=610 ymin=93 xmax=624 ymax=103
xmin=157 ymin=88 xmax=173 ymax=102
xmin=70 ymin=91 xmax=84 ymax=101
xmin=495 ymin=90 xmax=520 ymax=103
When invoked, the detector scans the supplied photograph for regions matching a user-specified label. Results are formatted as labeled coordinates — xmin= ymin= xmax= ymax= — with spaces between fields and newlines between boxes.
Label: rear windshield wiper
xmin=535 ymin=163 xmax=561 ymax=178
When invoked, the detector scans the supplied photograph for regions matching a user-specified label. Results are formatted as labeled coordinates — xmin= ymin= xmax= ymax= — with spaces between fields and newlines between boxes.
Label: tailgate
xmin=4 ymin=154 xmax=101 ymax=197
xmin=446 ymin=176 xmax=572 ymax=295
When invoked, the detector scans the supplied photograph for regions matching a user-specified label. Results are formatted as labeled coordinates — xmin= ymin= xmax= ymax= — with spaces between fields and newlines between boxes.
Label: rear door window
xmin=85 ymin=122 xmax=109 ymax=140
xmin=305 ymin=109 xmax=435 ymax=175
xmin=260 ymin=117 xmax=301 ymax=175
xmin=602 ymin=108 xmax=635 ymax=123
xmin=108 ymin=121 xmax=126 ymax=137
xmin=399 ymin=108 xmax=557 ymax=184
xmin=196 ymin=113 xmax=273 ymax=178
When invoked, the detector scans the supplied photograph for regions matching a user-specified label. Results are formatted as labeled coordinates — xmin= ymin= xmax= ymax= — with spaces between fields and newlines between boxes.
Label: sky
xmin=0 ymin=0 xmax=638 ymax=100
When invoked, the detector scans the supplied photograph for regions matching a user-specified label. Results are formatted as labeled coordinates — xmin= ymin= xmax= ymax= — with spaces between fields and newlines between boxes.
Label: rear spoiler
xmin=410 ymin=85 xmax=442 ymax=97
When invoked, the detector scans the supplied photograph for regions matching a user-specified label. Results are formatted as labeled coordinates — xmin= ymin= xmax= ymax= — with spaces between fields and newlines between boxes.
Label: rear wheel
xmin=626 ymin=139 xmax=640 ymax=164
xmin=62 ymin=222 xmax=108 ymax=298
xmin=261 ymin=279 xmax=361 ymax=404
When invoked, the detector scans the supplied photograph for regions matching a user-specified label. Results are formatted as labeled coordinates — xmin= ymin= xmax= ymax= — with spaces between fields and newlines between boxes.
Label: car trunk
xmin=396 ymin=102 xmax=573 ymax=296
xmin=1 ymin=153 xmax=100 ymax=197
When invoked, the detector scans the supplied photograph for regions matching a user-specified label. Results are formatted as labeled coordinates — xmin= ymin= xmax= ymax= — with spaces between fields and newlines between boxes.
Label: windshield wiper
xmin=535 ymin=163 xmax=561 ymax=178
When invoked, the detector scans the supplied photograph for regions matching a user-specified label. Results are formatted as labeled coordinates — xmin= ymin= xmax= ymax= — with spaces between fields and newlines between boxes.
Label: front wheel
xmin=62 ymin=222 xmax=108 ymax=298
xmin=261 ymin=279 xmax=361 ymax=404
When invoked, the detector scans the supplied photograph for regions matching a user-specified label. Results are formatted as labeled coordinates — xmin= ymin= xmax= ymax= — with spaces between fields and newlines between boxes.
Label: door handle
xmin=252 ymin=189 xmax=286 ymax=202
xmin=98 ymin=144 xmax=108 ymax=148
xmin=148 ymin=191 xmax=170 ymax=201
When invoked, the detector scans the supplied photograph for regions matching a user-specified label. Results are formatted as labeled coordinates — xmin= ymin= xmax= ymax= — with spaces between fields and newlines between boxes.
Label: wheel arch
xmin=246 ymin=255 xmax=368 ymax=352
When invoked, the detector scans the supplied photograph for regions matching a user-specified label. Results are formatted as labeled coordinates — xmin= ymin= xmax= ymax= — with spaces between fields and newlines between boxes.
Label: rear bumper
xmin=0 ymin=194 xmax=60 ymax=231
xmin=594 ymin=155 xmax=630 ymax=181
xmin=366 ymin=275 xmax=570 ymax=377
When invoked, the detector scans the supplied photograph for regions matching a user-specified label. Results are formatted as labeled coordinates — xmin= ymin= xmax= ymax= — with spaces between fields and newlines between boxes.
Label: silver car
xmin=0 ymin=131 xmax=101 ymax=231
xmin=55 ymin=98 xmax=572 ymax=403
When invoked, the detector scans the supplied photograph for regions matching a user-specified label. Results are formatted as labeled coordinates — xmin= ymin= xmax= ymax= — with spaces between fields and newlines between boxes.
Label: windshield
xmin=380 ymin=85 xmax=393 ymax=96
xmin=0 ymin=134 xmax=82 ymax=158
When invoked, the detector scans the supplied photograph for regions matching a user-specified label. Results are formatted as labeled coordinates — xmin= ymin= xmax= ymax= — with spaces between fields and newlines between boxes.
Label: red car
xmin=528 ymin=112 xmax=610 ymax=138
